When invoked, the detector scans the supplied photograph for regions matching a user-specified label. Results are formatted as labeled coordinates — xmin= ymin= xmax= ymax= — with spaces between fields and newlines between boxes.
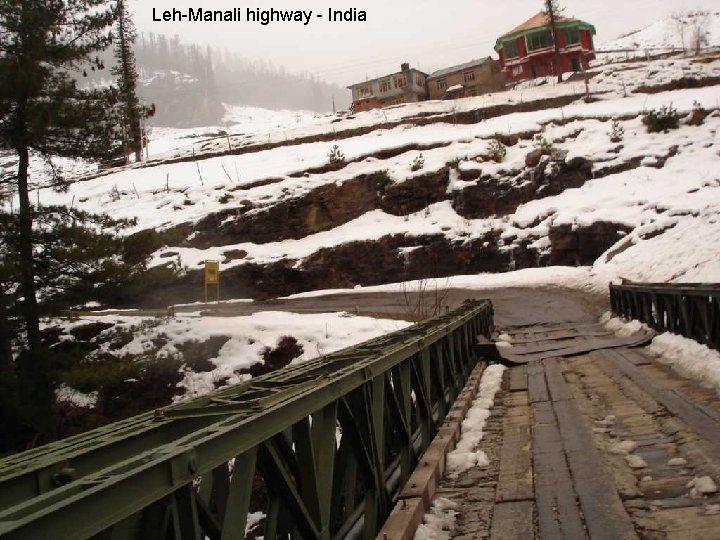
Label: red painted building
xmin=495 ymin=12 xmax=596 ymax=84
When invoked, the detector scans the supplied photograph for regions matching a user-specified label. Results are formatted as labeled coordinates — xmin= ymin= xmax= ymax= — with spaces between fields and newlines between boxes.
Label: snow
xmin=608 ymin=440 xmax=639 ymax=455
xmin=59 ymin=311 xmax=409 ymax=399
xmin=146 ymin=105 xmax=330 ymax=159
xmin=625 ymin=455 xmax=648 ymax=468
xmin=245 ymin=511 xmax=266 ymax=535
xmin=604 ymin=314 xmax=720 ymax=395
xmin=602 ymin=312 xmax=647 ymax=337
xmin=55 ymin=384 xmax=98 ymax=408
xmin=281 ymin=267 xmax=594 ymax=300
xmin=414 ymin=498 xmax=458 ymax=540
xmin=647 ymin=332 xmax=720 ymax=394
xmin=4 ymin=52 xmax=720 ymax=307
xmin=446 ymin=364 xmax=506 ymax=476
xmin=689 ymin=476 xmax=719 ymax=498
xmin=600 ymin=11 xmax=720 ymax=59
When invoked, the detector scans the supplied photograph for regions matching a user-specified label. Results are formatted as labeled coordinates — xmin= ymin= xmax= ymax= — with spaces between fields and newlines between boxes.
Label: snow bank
xmin=604 ymin=314 xmax=720 ymax=394
xmin=648 ymin=332 xmax=720 ymax=393
xmin=446 ymin=364 xmax=506 ymax=476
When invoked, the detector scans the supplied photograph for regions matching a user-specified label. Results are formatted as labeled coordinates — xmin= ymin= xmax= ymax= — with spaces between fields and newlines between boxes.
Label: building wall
xmin=499 ymin=25 xmax=595 ymax=84
xmin=427 ymin=61 xmax=506 ymax=100
xmin=349 ymin=66 xmax=428 ymax=112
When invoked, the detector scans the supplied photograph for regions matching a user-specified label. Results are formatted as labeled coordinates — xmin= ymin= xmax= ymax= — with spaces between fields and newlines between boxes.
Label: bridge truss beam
xmin=0 ymin=300 xmax=494 ymax=539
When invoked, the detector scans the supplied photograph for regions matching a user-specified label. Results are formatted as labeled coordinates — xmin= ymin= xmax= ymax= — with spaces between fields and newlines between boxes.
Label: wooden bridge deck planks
xmin=493 ymin=357 xmax=639 ymax=540
xmin=491 ymin=383 xmax=534 ymax=539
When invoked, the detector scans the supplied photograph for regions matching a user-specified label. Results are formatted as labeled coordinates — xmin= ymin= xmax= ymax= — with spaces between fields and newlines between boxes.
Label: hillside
xmin=79 ymin=34 xmax=349 ymax=127
xmin=4 ymin=47 xmax=720 ymax=435
xmin=23 ymin=54 xmax=720 ymax=307
xmin=600 ymin=10 xmax=720 ymax=59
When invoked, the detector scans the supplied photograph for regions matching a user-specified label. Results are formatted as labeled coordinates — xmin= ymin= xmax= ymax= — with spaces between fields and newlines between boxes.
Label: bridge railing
xmin=610 ymin=282 xmax=719 ymax=351
xmin=0 ymin=300 xmax=494 ymax=540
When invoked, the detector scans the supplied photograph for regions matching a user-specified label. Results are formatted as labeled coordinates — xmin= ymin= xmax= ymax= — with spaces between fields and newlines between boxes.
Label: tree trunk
xmin=546 ymin=0 xmax=564 ymax=83
xmin=0 ymin=297 xmax=13 ymax=377
xmin=16 ymin=144 xmax=55 ymax=442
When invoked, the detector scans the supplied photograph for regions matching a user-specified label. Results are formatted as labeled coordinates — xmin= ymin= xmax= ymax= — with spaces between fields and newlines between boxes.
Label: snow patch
xmin=446 ymin=364 xmax=506 ymax=476
xmin=608 ymin=440 xmax=639 ymax=455
xmin=414 ymin=498 xmax=458 ymax=540
xmin=648 ymin=332 xmax=720 ymax=394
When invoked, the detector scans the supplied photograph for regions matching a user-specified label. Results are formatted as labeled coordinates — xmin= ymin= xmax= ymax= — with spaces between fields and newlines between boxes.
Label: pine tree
xmin=0 ymin=0 xmax=121 ymax=444
xmin=113 ymin=0 xmax=153 ymax=162
xmin=544 ymin=0 xmax=565 ymax=83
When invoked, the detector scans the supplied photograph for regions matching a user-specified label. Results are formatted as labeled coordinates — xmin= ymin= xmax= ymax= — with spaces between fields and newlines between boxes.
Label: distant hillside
xmin=82 ymin=34 xmax=350 ymax=127
xmin=601 ymin=10 xmax=720 ymax=56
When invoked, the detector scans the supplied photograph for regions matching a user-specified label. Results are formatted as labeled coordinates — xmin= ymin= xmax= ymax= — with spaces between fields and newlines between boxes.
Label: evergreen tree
xmin=113 ymin=0 xmax=153 ymax=162
xmin=0 ymin=0 xmax=121 ymax=445
xmin=544 ymin=0 xmax=565 ymax=83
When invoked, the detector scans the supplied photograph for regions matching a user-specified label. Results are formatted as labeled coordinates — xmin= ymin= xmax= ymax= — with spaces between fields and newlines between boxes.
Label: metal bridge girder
xmin=0 ymin=301 xmax=495 ymax=539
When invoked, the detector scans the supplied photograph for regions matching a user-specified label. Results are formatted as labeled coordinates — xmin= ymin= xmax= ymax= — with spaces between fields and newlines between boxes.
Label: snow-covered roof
xmin=495 ymin=11 xmax=596 ymax=50
xmin=446 ymin=84 xmax=464 ymax=92
xmin=428 ymin=57 xmax=495 ymax=80
xmin=500 ymin=12 xmax=577 ymax=37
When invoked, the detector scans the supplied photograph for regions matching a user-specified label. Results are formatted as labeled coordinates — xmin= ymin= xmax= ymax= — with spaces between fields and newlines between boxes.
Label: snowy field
xmin=52 ymin=310 xmax=410 ymax=406
xmin=599 ymin=11 xmax=720 ymax=60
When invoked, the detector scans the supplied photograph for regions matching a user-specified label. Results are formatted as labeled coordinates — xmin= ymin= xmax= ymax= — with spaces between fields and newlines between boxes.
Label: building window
xmin=394 ymin=75 xmax=407 ymax=89
xmin=463 ymin=71 xmax=476 ymax=82
xmin=512 ymin=65 xmax=523 ymax=77
xmin=571 ymin=58 xmax=581 ymax=71
xmin=415 ymin=73 xmax=425 ymax=87
xmin=388 ymin=96 xmax=405 ymax=105
xmin=504 ymin=40 xmax=519 ymax=59
xmin=566 ymin=28 xmax=580 ymax=45
xmin=359 ymin=86 xmax=372 ymax=98
xmin=379 ymin=79 xmax=392 ymax=93
xmin=526 ymin=30 xmax=552 ymax=52
xmin=436 ymin=79 xmax=447 ymax=90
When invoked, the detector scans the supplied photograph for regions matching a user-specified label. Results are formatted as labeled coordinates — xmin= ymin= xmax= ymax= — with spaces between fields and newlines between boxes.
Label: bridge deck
xmin=428 ymin=319 xmax=720 ymax=539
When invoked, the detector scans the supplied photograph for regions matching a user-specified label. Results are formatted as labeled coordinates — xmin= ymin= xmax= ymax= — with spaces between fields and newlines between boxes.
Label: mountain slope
xmin=6 ymin=54 xmax=720 ymax=306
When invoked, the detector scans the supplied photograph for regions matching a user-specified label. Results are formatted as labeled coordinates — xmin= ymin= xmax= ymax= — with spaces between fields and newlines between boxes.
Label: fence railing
xmin=610 ymin=282 xmax=719 ymax=351
xmin=0 ymin=300 xmax=494 ymax=540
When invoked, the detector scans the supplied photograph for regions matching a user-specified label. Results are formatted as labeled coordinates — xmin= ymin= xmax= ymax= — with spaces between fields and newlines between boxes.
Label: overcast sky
xmin=130 ymin=0 xmax=716 ymax=86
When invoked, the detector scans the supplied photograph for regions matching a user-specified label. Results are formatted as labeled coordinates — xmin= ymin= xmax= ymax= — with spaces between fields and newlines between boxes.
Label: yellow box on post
xmin=204 ymin=260 xmax=220 ymax=303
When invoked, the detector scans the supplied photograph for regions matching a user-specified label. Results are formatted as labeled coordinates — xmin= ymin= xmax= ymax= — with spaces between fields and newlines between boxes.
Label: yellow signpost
xmin=204 ymin=260 xmax=220 ymax=303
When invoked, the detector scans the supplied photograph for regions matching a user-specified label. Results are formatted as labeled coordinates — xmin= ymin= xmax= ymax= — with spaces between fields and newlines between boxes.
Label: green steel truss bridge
xmin=0 ymin=300 xmax=494 ymax=540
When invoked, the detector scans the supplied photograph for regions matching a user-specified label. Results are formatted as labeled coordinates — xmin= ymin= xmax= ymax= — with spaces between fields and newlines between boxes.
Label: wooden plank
xmin=572 ymin=479 xmax=638 ymax=540
xmin=531 ymin=387 xmax=585 ymax=540
xmin=490 ymin=501 xmax=535 ymax=540
xmin=508 ymin=366 xmax=528 ymax=392
xmin=527 ymin=362 xmax=549 ymax=404
xmin=543 ymin=360 xmax=573 ymax=402
xmin=553 ymin=400 xmax=595 ymax=454
xmin=534 ymin=451 xmax=585 ymax=540
xmin=531 ymin=401 xmax=555 ymax=426
xmin=496 ymin=422 xmax=533 ymax=503
xmin=602 ymin=349 xmax=720 ymax=449
xmin=375 ymin=497 xmax=425 ymax=540
xmin=548 ymin=359 xmax=638 ymax=540
xmin=501 ymin=329 xmax=655 ymax=364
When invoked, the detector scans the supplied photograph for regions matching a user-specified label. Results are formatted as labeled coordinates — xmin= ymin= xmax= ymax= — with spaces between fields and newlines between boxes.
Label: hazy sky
xmin=130 ymin=0 xmax=716 ymax=86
